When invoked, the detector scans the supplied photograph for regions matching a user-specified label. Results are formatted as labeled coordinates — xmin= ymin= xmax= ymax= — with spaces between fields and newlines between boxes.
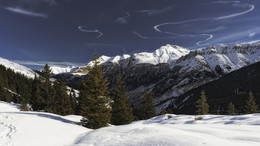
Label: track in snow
xmin=0 ymin=115 xmax=16 ymax=146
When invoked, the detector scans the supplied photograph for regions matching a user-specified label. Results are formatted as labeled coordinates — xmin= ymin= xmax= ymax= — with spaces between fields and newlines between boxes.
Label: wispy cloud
xmin=136 ymin=5 xmax=175 ymax=16
xmin=5 ymin=7 xmax=47 ymax=18
xmin=206 ymin=27 xmax=260 ymax=44
xmin=19 ymin=0 xmax=57 ymax=6
xmin=115 ymin=12 xmax=131 ymax=24
xmin=12 ymin=60 xmax=84 ymax=67
xmin=214 ymin=1 xmax=254 ymax=20
xmin=200 ymin=26 xmax=226 ymax=33
xmin=133 ymin=31 xmax=213 ymax=46
xmin=133 ymin=31 xmax=179 ymax=39
xmin=196 ymin=34 xmax=214 ymax=46
xmin=85 ymin=43 xmax=122 ymax=48
xmin=145 ymin=1 xmax=255 ymax=46
xmin=249 ymin=32 xmax=256 ymax=38
xmin=78 ymin=26 xmax=103 ymax=38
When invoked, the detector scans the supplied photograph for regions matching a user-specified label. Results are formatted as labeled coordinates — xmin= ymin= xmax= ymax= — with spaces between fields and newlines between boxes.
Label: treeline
xmin=0 ymin=57 xmax=158 ymax=129
xmin=77 ymin=56 xmax=157 ymax=129
xmin=0 ymin=64 xmax=33 ymax=103
xmin=0 ymin=64 xmax=77 ymax=115
xmin=195 ymin=90 xmax=259 ymax=116
xmin=29 ymin=64 xmax=77 ymax=115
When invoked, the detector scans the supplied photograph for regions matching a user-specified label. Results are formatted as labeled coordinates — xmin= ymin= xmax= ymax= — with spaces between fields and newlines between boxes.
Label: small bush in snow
xmin=194 ymin=116 xmax=203 ymax=121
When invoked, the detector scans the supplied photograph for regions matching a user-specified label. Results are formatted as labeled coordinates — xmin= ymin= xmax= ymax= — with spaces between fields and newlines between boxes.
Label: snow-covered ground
xmin=1 ymin=101 xmax=260 ymax=146
xmin=0 ymin=101 xmax=88 ymax=146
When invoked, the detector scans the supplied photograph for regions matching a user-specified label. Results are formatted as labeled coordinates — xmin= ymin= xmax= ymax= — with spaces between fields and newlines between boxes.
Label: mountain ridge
xmin=52 ymin=40 xmax=260 ymax=112
xmin=0 ymin=57 xmax=37 ymax=78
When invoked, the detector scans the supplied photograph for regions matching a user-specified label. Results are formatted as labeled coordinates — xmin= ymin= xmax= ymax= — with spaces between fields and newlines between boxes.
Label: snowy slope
xmin=0 ymin=101 xmax=88 ymax=146
xmin=1 ymin=101 xmax=260 ymax=146
xmin=0 ymin=57 xmax=37 ymax=78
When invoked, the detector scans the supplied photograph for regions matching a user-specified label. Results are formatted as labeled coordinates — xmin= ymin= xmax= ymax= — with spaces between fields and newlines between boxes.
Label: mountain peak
xmin=129 ymin=44 xmax=190 ymax=65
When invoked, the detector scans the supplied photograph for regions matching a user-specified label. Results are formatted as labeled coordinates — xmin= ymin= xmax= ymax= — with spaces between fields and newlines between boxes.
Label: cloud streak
xmin=115 ymin=12 xmax=131 ymax=24
xmin=249 ymin=32 xmax=256 ymax=38
xmin=19 ymin=0 xmax=57 ymax=6
xmin=134 ymin=31 xmax=214 ymax=46
xmin=196 ymin=34 xmax=214 ymax=46
xmin=85 ymin=43 xmax=122 ymax=48
xmin=133 ymin=31 xmax=179 ymax=39
xmin=5 ymin=7 xmax=47 ymax=18
xmin=12 ymin=60 xmax=84 ymax=67
xmin=140 ymin=1 xmax=255 ymax=46
xmin=136 ymin=5 xmax=175 ymax=16
xmin=214 ymin=1 xmax=254 ymax=20
xmin=78 ymin=26 xmax=103 ymax=38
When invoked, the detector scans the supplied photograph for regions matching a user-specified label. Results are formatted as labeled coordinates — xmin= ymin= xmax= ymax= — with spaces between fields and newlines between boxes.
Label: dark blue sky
xmin=0 ymin=0 xmax=259 ymax=68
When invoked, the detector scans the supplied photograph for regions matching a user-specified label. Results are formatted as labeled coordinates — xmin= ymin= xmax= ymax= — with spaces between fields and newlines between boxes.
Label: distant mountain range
xmin=50 ymin=40 xmax=260 ymax=113
xmin=1 ymin=41 xmax=260 ymax=113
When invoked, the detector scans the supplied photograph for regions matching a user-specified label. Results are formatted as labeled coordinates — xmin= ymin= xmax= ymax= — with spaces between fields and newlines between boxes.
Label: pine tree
xmin=139 ymin=90 xmax=156 ymax=120
xmin=45 ymin=82 xmax=56 ymax=114
xmin=42 ymin=64 xmax=51 ymax=81
xmin=41 ymin=64 xmax=53 ymax=110
xmin=69 ymin=88 xmax=77 ymax=115
xmin=31 ymin=76 xmax=45 ymax=111
xmin=79 ymin=54 xmax=111 ymax=129
xmin=245 ymin=91 xmax=259 ymax=114
xmin=196 ymin=90 xmax=209 ymax=115
xmin=227 ymin=102 xmax=236 ymax=115
xmin=111 ymin=72 xmax=134 ymax=125
xmin=51 ymin=79 xmax=74 ymax=115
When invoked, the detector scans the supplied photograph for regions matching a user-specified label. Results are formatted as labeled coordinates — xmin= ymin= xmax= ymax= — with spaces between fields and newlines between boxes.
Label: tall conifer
xmin=111 ymin=72 xmax=134 ymax=125
xmin=196 ymin=90 xmax=209 ymax=115
xmin=41 ymin=64 xmax=53 ymax=109
xmin=227 ymin=102 xmax=236 ymax=115
xmin=139 ymin=90 xmax=156 ymax=120
xmin=79 ymin=54 xmax=111 ymax=129
xmin=245 ymin=91 xmax=259 ymax=114
xmin=31 ymin=75 xmax=45 ymax=111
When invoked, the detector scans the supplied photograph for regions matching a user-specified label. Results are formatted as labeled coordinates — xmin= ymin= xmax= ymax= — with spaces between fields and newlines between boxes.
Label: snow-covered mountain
xmin=74 ymin=41 xmax=260 ymax=74
xmin=0 ymin=57 xmax=37 ymax=78
xmin=85 ymin=44 xmax=190 ymax=67
xmin=49 ymin=65 xmax=77 ymax=74
xmin=56 ymin=41 xmax=260 ymax=112
xmin=1 ymin=101 xmax=260 ymax=146
xmin=72 ymin=44 xmax=189 ymax=76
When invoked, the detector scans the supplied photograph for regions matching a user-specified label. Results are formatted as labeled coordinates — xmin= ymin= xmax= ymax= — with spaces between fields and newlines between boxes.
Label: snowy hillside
xmin=0 ymin=57 xmax=37 ymax=78
xmin=0 ymin=101 xmax=88 ymax=146
xmin=1 ymin=101 xmax=260 ymax=146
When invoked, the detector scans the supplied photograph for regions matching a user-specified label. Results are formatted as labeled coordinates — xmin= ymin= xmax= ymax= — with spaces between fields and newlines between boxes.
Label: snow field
xmin=1 ymin=101 xmax=260 ymax=146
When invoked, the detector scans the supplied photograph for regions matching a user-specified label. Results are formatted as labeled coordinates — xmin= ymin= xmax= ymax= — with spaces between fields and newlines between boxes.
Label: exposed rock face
xmin=56 ymin=41 xmax=260 ymax=113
